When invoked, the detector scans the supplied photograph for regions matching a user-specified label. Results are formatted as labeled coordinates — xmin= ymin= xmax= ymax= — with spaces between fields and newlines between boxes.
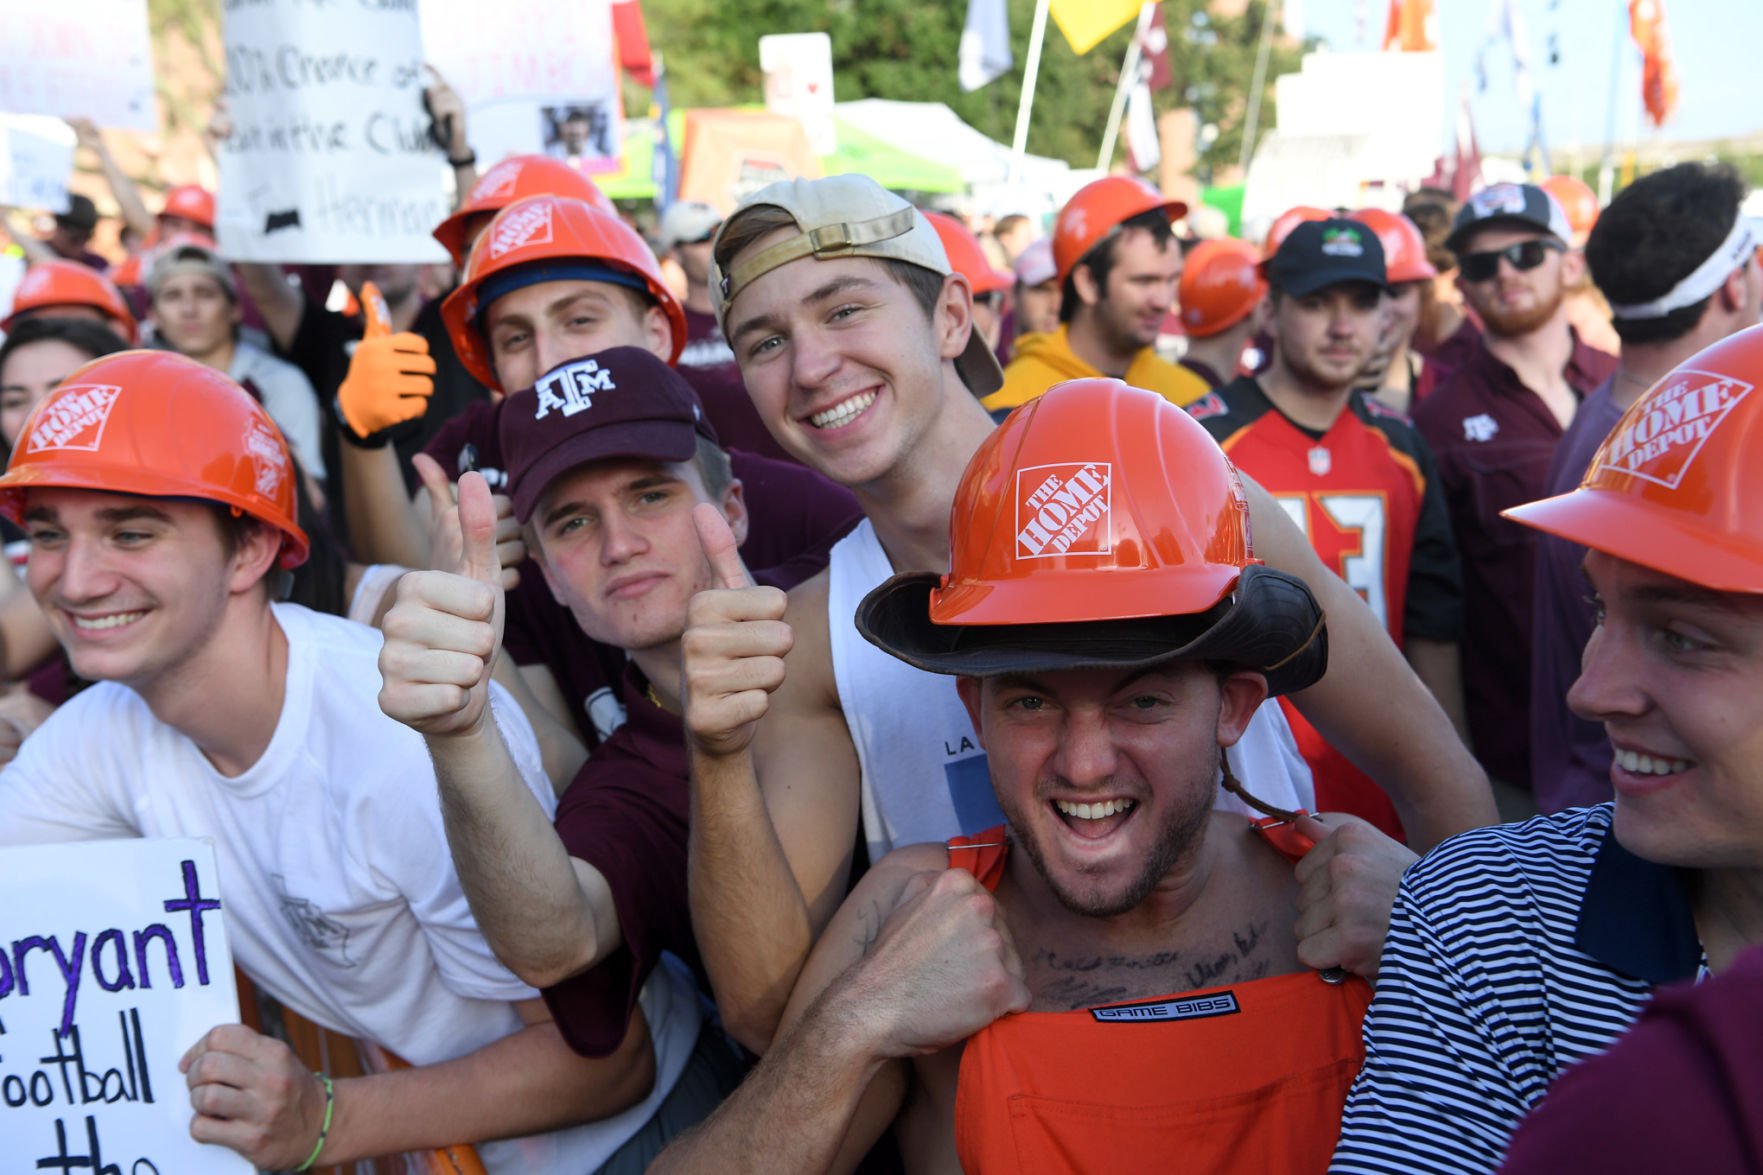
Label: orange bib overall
xmin=948 ymin=826 xmax=1369 ymax=1174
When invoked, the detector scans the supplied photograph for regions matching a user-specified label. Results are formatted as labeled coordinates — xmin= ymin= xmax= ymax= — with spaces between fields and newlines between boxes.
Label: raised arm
xmin=378 ymin=471 xmax=614 ymax=985
xmin=654 ymin=849 xmax=1027 ymax=1175
xmin=683 ymin=508 xmax=861 ymax=1053
xmin=235 ymin=262 xmax=307 ymax=355
xmin=1242 ymin=474 xmax=1496 ymax=847
xmin=66 ymin=118 xmax=154 ymax=241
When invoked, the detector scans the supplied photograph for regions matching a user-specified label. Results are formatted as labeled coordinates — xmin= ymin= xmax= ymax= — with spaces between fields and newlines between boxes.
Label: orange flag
xmin=1629 ymin=0 xmax=1680 ymax=126
xmin=1383 ymin=0 xmax=1436 ymax=52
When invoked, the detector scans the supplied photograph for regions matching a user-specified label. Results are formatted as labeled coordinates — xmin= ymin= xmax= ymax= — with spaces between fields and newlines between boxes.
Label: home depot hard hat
xmin=432 ymin=155 xmax=617 ymax=265
xmin=1179 ymin=238 xmax=1267 ymax=337
xmin=1349 ymin=208 xmax=1439 ymax=285
xmin=2 ymin=260 xmax=139 ymax=344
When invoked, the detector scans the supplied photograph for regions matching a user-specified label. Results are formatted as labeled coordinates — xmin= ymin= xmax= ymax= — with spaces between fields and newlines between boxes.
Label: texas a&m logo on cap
xmin=490 ymin=200 xmax=555 ymax=259
xmin=535 ymin=358 xmax=618 ymax=420
xmin=25 ymin=384 xmax=122 ymax=454
xmin=1016 ymin=462 xmax=1112 ymax=560
xmin=1596 ymin=369 xmax=1753 ymax=491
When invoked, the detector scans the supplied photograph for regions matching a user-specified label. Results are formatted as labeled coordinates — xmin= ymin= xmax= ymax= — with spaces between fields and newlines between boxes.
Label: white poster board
xmin=0 ymin=1 xmax=157 ymax=131
xmin=0 ymin=839 xmax=249 ymax=1174
xmin=0 ymin=116 xmax=77 ymax=213
xmin=421 ymin=0 xmax=622 ymax=174
xmin=760 ymin=33 xmax=836 ymax=157
xmin=216 ymin=0 xmax=450 ymax=263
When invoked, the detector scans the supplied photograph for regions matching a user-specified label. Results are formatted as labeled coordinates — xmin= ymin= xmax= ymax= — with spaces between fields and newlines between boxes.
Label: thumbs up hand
xmin=681 ymin=503 xmax=794 ymax=759
xmin=337 ymin=280 xmax=436 ymax=446
xmin=378 ymin=470 xmax=505 ymax=738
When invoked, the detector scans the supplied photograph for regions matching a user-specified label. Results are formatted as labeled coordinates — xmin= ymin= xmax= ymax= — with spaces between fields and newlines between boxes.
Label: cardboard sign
xmin=0 ymin=839 xmax=249 ymax=1174
xmin=216 ymin=0 xmax=449 ymax=263
xmin=0 ymin=2 xmax=157 ymax=131
xmin=422 ymin=0 xmax=622 ymax=175
xmin=0 ymin=116 xmax=77 ymax=213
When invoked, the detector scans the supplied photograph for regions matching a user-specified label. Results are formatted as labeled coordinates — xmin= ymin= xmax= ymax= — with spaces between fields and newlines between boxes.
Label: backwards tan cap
xmin=710 ymin=174 xmax=1005 ymax=398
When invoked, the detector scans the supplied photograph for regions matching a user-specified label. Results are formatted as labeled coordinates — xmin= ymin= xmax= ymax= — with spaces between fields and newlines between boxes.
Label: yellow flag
xmin=1051 ymin=0 xmax=1142 ymax=55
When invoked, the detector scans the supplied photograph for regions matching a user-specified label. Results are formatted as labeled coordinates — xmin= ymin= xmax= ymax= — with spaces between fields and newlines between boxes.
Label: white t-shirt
xmin=0 ymin=603 xmax=699 ymax=1173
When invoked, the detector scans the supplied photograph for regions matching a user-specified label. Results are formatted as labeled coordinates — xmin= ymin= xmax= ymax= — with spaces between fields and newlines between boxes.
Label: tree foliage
xmin=642 ymin=0 xmax=1310 ymax=175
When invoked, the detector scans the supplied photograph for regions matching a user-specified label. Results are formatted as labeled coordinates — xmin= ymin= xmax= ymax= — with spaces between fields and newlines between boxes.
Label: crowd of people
xmin=0 ymin=82 xmax=1759 ymax=1173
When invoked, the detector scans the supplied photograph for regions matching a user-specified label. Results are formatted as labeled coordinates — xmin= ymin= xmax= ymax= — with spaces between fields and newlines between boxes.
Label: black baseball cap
xmin=1263 ymin=218 xmax=1389 ymax=299
xmin=54 ymin=194 xmax=99 ymax=233
xmin=500 ymin=347 xmax=719 ymax=523
xmin=1445 ymin=182 xmax=1572 ymax=255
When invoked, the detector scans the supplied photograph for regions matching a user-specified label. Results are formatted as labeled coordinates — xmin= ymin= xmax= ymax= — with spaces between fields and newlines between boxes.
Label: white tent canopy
xmin=835 ymin=99 xmax=1080 ymax=218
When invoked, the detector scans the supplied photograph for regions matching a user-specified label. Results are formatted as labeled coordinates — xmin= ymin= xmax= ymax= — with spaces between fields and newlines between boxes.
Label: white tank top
xmin=827 ymin=519 xmax=1316 ymax=864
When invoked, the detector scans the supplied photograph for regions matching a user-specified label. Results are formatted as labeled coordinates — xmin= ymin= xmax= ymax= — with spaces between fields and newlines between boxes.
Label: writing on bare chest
xmin=1028 ymin=919 xmax=1273 ymax=1012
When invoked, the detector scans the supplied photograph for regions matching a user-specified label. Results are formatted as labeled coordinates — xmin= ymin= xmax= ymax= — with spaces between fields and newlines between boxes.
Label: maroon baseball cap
xmin=500 ymin=347 xmax=720 ymax=523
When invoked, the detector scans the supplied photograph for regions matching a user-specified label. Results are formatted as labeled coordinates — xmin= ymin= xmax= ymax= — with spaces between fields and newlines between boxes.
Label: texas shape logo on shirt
xmin=1017 ymin=462 xmax=1112 ymax=559
xmin=26 ymin=384 xmax=121 ymax=454
xmin=1596 ymin=369 xmax=1752 ymax=491
xmin=535 ymin=357 xmax=617 ymax=419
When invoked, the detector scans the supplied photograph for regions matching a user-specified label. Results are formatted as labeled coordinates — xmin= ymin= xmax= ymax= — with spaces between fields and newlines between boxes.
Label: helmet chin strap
xmin=1218 ymin=745 xmax=1302 ymax=824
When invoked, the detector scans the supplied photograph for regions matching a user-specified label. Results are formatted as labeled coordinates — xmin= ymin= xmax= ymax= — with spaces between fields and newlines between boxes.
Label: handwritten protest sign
xmin=760 ymin=33 xmax=837 ymax=157
xmin=0 ymin=116 xmax=77 ymax=213
xmin=0 ymin=1 xmax=157 ymax=131
xmin=0 ymin=839 xmax=249 ymax=1175
xmin=421 ymin=0 xmax=622 ymax=174
xmin=217 ymin=0 xmax=449 ymax=263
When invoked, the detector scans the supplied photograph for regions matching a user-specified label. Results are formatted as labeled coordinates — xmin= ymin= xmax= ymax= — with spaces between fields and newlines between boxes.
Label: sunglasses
xmin=1459 ymin=238 xmax=1564 ymax=283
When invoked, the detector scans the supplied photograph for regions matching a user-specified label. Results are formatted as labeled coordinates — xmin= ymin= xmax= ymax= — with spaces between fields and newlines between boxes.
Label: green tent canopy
xmin=596 ymin=107 xmax=965 ymax=201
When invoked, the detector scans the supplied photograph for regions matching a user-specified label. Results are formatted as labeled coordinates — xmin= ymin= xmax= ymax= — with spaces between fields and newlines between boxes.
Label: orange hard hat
xmin=1263 ymin=205 xmax=1333 ymax=259
xmin=441 ymin=195 xmax=687 ymax=390
xmin=1505 ymin=323 xmax=1763 ymax=593
xmin=1179 ymin=238 xmax=1267 ymax=337
xmin=159 ymin=184 xmax=216 ymax=230
xmin=2 ymin=260 xmax=139 ymax=344
xmin=1540 ymin=175 xmax=1599 ymax=242
xmin=1349 ymin=208 xmax=1438 ymax=284
xmin=1053 ymin=177 xmax=1188 ymax=285
xmin=854 ymin=379 xmax=1327 ymax=694
xmin=924 ymin=211 xmax=1012 ymax=296
xmin=0 ymin=350 xmax=309 ymax=569
xmin=432 ymin=155 xmax=616 ymax=265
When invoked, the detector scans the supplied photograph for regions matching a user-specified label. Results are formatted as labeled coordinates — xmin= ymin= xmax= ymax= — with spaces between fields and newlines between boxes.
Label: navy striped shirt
xmin=1331 ymin=804 xmax=1707 ymax=1174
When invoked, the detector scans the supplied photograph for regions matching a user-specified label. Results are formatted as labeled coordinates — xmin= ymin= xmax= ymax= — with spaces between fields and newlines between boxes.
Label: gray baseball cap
xmin=709 ymin=175 xmax=1004 ymax=398
xmin=1446 ymin=182 xmax=1572 ymax=255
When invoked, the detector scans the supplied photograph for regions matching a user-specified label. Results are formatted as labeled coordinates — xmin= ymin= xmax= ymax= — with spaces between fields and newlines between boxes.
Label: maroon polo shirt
xmin=1414 ymin=316 xmax=1483 ymax=380
xmin=1499 ymin=945 xmax=1763 ymax=1174
xmin=1413 ymin=331 xmax=1616 ymax=788
xmin=423 ymin=398 xmax=862 ymax=745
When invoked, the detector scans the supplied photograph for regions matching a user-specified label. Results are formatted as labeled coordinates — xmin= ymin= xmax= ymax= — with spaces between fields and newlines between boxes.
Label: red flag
xmin=1141 ymin=4 xmax=1172 ymax=90
xmin=1629 ymin=0 xmax=1679 ymax=127
xmin=613 ymin=0 xmax=656 ymax=87
xmin=1383 ymin=0 xmax=1436 ymax=52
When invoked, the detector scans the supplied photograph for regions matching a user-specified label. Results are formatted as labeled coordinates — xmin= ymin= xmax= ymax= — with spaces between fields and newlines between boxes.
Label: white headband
xmin=1608 ymin=215 xmax=1756 ymax=320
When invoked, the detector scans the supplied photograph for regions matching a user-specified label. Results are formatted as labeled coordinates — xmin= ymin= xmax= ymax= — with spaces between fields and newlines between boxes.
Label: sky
xmin=1297 ymin=0 xmax=1763 ymax=159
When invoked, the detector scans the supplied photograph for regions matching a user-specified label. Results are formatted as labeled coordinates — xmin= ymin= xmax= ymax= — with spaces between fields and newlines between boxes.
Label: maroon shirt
xmin=1414 ymin=332 xmax=1616 ymax=788
xmin=1499 ymin=945 xmax=1763 ymax=1174
xmin=677 ymin=307 xmax=796 ymax=464
xmin=1413 ymin=316 xmax=1483 ymax=380
xmin=542 ymin=663 xmax=693 ymax=1056
xmin=423 ymin=399 xmax=861 ymax=744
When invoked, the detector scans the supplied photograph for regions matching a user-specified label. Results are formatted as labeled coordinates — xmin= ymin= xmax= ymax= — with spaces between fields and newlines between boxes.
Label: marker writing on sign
xmin=0 ymin=860 xmax=222 ymax=1038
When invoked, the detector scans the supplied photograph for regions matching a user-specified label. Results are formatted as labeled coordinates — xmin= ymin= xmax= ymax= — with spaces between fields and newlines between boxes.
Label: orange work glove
xmin=336 ymin=281 xmax=437 ymax=446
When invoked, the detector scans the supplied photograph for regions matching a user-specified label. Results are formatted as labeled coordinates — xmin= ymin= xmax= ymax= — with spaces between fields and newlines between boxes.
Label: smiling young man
xmin=0 ymin=351 xmax=679 ymax=1172
xmin=685 ymin=174 xmax=1493 ymax=1055
xmin=1190 ymin=219 xmax=1464 ymax=836
xmin=987 ymin=176 xmax=1208 ymax=413
xmin=656 ymin=382 xmax=1368 ymax=1174
xmin=1332 ymin=323 xmax=1763 ymax=1172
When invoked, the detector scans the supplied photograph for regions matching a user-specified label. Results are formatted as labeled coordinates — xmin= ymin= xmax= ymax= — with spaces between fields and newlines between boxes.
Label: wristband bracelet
xmin=448 ymin=149 xmax=478 ymax=168
xmin=334 ymin=395 xmax=393 ymax=449
xmin=295 ymin=1072 xmax=335 ymax=1171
